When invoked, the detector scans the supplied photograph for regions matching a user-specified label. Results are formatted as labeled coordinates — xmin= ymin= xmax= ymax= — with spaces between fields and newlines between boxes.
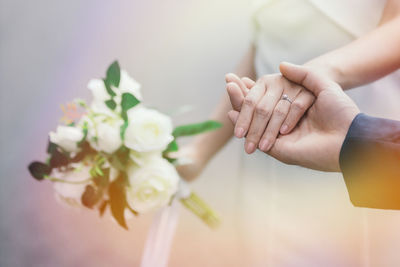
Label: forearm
xmin=339 ymin=113 xmax=400 ymax=209
xmin=305 ymin=4 xmax=400 ymax=89
xmin=193 ymin=45 xmax=256 ymax=165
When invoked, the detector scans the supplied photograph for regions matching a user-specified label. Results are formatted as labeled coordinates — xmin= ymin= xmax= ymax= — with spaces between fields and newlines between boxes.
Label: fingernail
xmin=280 ymin=125 xmax=288 ymax=134
xmin=245 ymin=142 xmax=256 ymax=154
xmin=259 ymin=139 xmax=269 ymax=151
xmin=235 ymin=127 xmax=245 ymax=138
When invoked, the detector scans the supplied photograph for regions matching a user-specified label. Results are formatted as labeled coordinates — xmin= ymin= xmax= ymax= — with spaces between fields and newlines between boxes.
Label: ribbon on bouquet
xmin=140 ymin=196 xmax=180 ymax=267
xmin=140 ymin=181 xmax=220 ymax=267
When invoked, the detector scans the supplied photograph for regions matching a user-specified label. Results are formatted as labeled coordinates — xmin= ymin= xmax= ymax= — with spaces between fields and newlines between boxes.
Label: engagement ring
xmin=281 ymin=94 xmax=293 ymax=104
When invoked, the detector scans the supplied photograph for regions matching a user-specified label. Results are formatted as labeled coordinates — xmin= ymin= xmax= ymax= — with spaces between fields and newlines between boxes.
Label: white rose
xmin=129 ymin=150 xmax=162 ymax=166
xmin=124 ymin=108 xmax=173 ymax=152
xmin=88 ymin=71 xmax=142 ymax=116
xmin=52 ymin=163 xmax=91 ymax=208
xmin=49 ymin=125 xmax=83 ymax=153
xmin=89 ymin=118 xmax=123 ymax=154
xmin=87 ymin=79 xmax=118 ymax=116
xmin=116 ymin=70 xmax=143 ymax=101
xmin=88 ymin=79 xmax=109 ymax=102
xmin=126 ymin=157 xmax=179 ymax=213
xmin=79 ymin=114 xmax=123 ymax=154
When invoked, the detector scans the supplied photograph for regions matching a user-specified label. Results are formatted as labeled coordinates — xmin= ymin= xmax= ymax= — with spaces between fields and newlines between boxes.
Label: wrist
xmin=304 ymin=58 xmax=346 ymax=89
xmin=191 ymin=138 xmax=210 ymax=168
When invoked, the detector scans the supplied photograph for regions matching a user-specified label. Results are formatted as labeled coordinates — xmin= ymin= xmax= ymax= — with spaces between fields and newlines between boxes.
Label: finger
xmin=265 ymin=137 xmax=294 ymax=166
xmin=280 ymin=90 xmax=315 ymax=134
xmin=259 ymin=99 xmax=291 ymax=152
xmin=226 ymin=82 xmax=245 ymax=111
xmin=244 ymin=90 xmax=281 ymax=154
xmin=279 ymin=62 xmax=326 ymax=96
xmin=244 ymin=105 xmax=268 ymax=154
xmin=243 ymin=76 xmax=286 ymax=153
xmin=242 ymin=77 xmax=256 ymax=89
xmin=228 ymin=110 xmax=239 ymax=125
xmin=225 ymin=73 xmax=249 ymax=95
xmin=234 ymin=80 xmax=266 ymax=138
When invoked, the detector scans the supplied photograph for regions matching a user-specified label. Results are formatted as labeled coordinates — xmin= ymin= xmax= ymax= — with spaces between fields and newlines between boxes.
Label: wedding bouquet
xmin=28 ymin=61 xmax=220 ymax=229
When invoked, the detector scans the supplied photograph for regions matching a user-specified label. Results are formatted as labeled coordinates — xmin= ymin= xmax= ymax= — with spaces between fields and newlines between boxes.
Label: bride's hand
xmin=225 ymin=73 xmax=315 ymax=154
xmin=168 ymin=145 xmax=206 ymax=182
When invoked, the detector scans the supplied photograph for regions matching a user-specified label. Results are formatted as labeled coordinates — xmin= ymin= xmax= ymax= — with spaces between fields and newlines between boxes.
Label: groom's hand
xmin=227 ymin=62 xmax=360 ymax=171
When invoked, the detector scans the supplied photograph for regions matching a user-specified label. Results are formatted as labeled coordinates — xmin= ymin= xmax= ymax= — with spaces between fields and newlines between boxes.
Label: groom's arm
xmin=339 ymin=113 xmax=400 ymax=209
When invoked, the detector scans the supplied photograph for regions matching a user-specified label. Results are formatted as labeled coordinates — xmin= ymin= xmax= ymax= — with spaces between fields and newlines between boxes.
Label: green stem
xmin=43 ymin=175 xmax=92 ymax=184
xmin=180 ymin=192 xmax=220 ymax=229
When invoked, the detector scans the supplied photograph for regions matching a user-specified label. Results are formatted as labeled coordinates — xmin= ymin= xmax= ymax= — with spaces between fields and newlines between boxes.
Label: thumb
xmin=279 ymin=62 xmax=325 ymax=96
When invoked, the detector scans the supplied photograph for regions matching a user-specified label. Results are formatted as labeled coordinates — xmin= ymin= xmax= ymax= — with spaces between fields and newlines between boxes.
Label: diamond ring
xmin=281 ymin=94 xmax=293 ymax=104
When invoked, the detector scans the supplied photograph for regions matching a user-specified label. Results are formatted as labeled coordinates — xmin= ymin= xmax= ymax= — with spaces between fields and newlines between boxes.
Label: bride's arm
xmin=174 ymin=45 xmax=256 ymax=181
xmin=306 ymin=0 xmax=400 ymax=89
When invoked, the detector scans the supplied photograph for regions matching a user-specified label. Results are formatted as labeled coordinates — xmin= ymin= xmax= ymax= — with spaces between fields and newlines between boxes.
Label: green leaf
xmin=164 ymin=140 xmax=178 ymax=153
xmin=120 ymin=120 xmax=128 ymax=140
xmin=47 ymin=141 xmax=58 ymax=154
xmin=173 ymin=120 xmax=222 ymax=138
xmin=81 ymin=185 xmax=102 ymax=209
xmin=106 ymin=60 xmax=121 ymax=87
xmin=164 ymin=157 xmax=177 ymax=164
xmin=75 ymin=98 xmax=87 ymax=108
xmin=108 ymin=174 xmax=128 ymax=229
xmin=95 ymin=166 xmax=104 ymax=176
xmin=121 ymin=93 xmax=140 ymax=121
xmin=105 ymin=99 xmax=117 ymax=110
xmin=28 ymin=161 xmax=52 ymax=180
xmin=103 ymin=78 xmax=116 ymax=97
xmin=78 ymin=122 xmax=88 ymax=146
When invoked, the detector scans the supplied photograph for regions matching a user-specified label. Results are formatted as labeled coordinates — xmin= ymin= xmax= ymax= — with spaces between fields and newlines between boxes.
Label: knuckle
xmin=274 ymin=106 xmax=286 ymax=117
xmin=292 ymin=101 xmax=306 ymax=113
xmin=306 ymin=91 xmax=316 ymax=101
xmin=246 ymin=134 xmax=259 ymax=143
xmin=243 ymin=96 xmax=256 ymax=107
xmin=255 ymin=105 xmax=271 ymax=118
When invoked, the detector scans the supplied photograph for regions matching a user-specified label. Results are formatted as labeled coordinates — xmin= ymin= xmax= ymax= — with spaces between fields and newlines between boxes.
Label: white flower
xmin=78 ymin=114 xmax=123 ymax=154
xmin=124 ymin=107 xmax=173 ymax=152
xmin=116 ymin=70 xmax=143 ymax=101
xmin=129 ymin=150 xmax=162 ymax=166
xmin=126 ymin=157 xmax=179 ymax=213
xmin=49 ymin=125 xmax=83 ymax=153
xmin=52 ymin=163 xmax=91 ymax=208
xmin=88 ymin=79 xmax=109 ymax=102
xmin=87 ymin=70 xmax=142 ymax=117
xmin=90 ymin=118 xmax=123 ymax=154
xmin=87 ymin=79 xmax=117 ymax=116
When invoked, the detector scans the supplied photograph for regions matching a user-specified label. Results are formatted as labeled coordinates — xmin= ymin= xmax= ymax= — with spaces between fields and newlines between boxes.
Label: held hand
xmin=226 ymin=73 xmax=315 ymax=154
xmin=168 ymin=74 xmax=254 ymax=182
xmin=227 ymin=63 xmax=360 ymax=171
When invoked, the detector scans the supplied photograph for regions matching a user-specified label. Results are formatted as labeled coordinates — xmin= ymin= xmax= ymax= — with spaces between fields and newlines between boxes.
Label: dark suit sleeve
xmin=339 ymin=113 xmax=400 ymax=210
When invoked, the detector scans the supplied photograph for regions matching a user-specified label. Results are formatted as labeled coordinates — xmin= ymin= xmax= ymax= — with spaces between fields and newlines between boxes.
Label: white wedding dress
xmin=238 ymin=0 xmax=400 ymax=266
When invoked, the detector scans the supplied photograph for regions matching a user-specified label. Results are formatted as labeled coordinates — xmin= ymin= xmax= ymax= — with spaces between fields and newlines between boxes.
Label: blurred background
xmin=1 ymin=0 xmax=400 ymax=267
xmin=1 ymin=0 xmax=251 ymax=266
